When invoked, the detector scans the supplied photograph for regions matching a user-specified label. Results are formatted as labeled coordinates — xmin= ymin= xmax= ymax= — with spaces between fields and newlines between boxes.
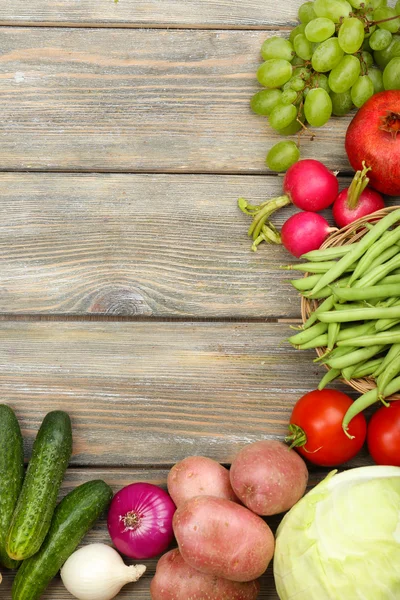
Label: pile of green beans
xmin=286 ymin=208 xmax=400 ymax=434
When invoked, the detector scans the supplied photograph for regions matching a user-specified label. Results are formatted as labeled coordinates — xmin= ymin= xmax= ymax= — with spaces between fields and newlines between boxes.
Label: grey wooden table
xmin=0 ymin=1 xmax=377 ymax=598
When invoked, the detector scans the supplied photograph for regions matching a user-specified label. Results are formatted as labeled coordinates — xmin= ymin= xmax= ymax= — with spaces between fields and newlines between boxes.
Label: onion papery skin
xmin=107 ymin=482 xmax=176 ymax=560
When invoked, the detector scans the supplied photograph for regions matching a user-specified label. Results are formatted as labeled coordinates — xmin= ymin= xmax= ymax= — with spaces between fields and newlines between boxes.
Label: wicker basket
xmin=301 ymin=205 xmax=400 ymax=399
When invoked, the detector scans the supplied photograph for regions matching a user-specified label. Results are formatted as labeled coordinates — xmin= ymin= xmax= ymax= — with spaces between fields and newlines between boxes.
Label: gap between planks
xmin=0 ymin=314 xmax=301 ymax=323
xmin=0 ymin=22 xmax=295 ymax=31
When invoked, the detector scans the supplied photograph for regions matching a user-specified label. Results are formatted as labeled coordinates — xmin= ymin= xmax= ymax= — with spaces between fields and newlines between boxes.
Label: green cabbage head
xmin=274 ymin=466 xmax=400 ymax=599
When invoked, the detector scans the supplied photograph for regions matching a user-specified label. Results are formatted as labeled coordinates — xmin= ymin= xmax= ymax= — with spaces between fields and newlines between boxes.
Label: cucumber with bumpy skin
xmin=6 ymin=410 xmax=72 ymax=561
xmin=0 ymin=405 xmax=24 ymax=569
xmin=12 ymin=480 xmax=113 ymax=600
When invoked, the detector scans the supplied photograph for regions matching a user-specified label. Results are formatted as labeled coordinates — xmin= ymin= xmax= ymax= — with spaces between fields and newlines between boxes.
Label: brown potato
xmin=230 ymin=440 xmax=308 ymax=516
xmin=150 ymin=549 xmax=261 ymax=600
xmin=167 ymin=456 xmax=239 ymax=507
xmin=173 ymin=495 xmax=274 ymax=582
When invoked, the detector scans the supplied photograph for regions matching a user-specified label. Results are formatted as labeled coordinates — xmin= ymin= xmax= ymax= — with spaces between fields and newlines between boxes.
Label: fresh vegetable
xmin=367 ymin=403 xmax=400 ymax=466
xmin=167 ymin=456 xmax=238 ymax=508
xmin=6 ymin=410 xmax=73 ymax=561
xmin=0 ymin=405 xmax=24 ymax=570
xmin=61 ymin=543 xmax=146 ymax=600
xmin=12 ymin=480 xmax=113 ymax=600
xmin=287 ymin=389 xmax=367 ymax=466
xmin=332 ymin=162 xmax=385 ymax=227
xmin=150 ymin=549 xmax=261 ymax=600
xmin=281 ymin=211 xmax=336 ymax=257
xmin=229 ymin=440 xmax=308 ymax=515
xmin=274 ymin=466 xmax=400 ymax=600
xmin=173 ymin=495 xmax=274 ymax=582
xmin=345 ymin=90 xmax=400 ymax=196
xmin=238 ymin=159 xmax=338 ymax=251
xmin=107 ymin=482 xmax=176 ymax=560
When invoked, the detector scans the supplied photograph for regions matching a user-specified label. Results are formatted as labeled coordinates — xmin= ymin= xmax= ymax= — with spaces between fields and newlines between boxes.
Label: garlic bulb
xmin=60 ymin=543 xmax=146 ymax=600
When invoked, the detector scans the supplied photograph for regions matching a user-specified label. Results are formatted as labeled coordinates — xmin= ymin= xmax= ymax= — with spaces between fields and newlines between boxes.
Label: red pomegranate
xmin=345 ymin=90 xmax=400 ymax=196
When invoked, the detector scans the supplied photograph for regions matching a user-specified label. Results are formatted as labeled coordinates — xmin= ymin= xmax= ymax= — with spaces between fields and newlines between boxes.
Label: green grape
xmin=369 ymin=28 xmax=392 ymax=50
xmin=314 ymin=0 xmax=352 ymax=23
xmin=370 ymin=0 xmax=387 ymax=7
xmin=351 ymin=75 xmax=374 ymax=107
xmin=361 ymin=37 xmax=372 ymax=52
xmin=266 ymin=140 xmax=300 ymax=171
xmin=348 ymin=0 xmax=370 ymax=8
xmin=281 ymin=89 xmax=298 ymax=104
xmin=368 ymin=66 xmax=385 ymax=92
xmin=257 ymin=59 xmax=292 ymax=88
xmin=374 ymin=7 xmax=400 ymax=33
xmin=261 ymin=37 xmax=295 ymax=62
xmin=277 ymin=119 xmax=303 ymax=136
xmin=330 ymin=89 xmax=354 ymax=115
xmin=292 ymin=55 xmax=306 ymax=66
xmin=360 ymin=50 xmax=374 ymax=68
xmin=311 ymin=72 xmax=331 ymax=92
xmin=298 ymin=1 xmax=317 ymax=23
xmin=305 ymin=18 xmax=336 ymax=43
xmin=291 ymin=76 xmax=307 ymax=91
xmin=374 ymin=35 xmax=400 ymax=69
xmin=250 ymin=89 xmax=283 ymax=115
xmin=304 ymin=87 xmax=333 ymax=126
xmin=293 ymin=33 xmax=313 ymax=60
xmin=338 ymin=17 xmax=365 ymax=53
xmin=311 ymin=37 xmax=344 ymax=72
xmin=328 ymin=54 xmax=361 ymax=93
xmin=269 ymin=103 xmax=298 ymax=130
xmin=383 ymin=57 xmax=400 ymax=89
xmin=396 ymin=0 xmax=400 ymax=15
xmin=364 ymin=25 xmax=376 ymax=40
xmin=289 ymin=24 xmax=306 ymax=44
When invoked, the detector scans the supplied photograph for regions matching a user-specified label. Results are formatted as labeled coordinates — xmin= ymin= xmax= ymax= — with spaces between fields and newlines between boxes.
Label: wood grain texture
xmin=0 ymin=0 xmax=298 ymax=28
xmin=1 ymin=320 xmax=371 ymax=468
xmin=0 ymin=28 xmax=354 ymax=173
xmin=0 ymin=467 xmax=367 ymax=599
xmin=0 ymin=172 xmax=350 ymax=318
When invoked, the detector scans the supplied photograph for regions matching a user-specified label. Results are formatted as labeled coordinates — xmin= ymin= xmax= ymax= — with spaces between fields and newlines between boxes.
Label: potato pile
xmin=150 ymin=440 xmax=308 ymax=600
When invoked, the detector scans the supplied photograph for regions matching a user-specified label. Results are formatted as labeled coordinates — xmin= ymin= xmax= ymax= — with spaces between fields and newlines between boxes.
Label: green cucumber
xmin=6 ymin=410 xmax=72 ymax=561
xmin=12 ymin=479 xmax=113 ymax=600
xmin=0 ymin=405 xmax=24 ymax=569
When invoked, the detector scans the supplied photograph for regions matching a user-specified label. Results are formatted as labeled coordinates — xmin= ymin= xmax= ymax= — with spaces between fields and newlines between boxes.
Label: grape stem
xmin=346 ymin=161 xmax=371 ymax=209
xmin=371 ymin=14 xmax=400 ymax=26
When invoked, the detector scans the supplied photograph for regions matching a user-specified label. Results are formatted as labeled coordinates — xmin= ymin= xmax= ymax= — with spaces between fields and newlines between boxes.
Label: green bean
xmin=373 ymin=343 xmax=400 ymax=377
xmin=368 ymin=244 xmax=400 ymax=273
xmin=318 ymin=305 xmax=400 ymax=323
xmin=327 ymin=345 xmax=387 ymax=370
xmin=281 ymin=261 xmax=342 ymax=273
xmin=301 ymin=244 xmax=358 ymax=262
xmin=377 ymin=296 xmax=400 ymax=308
xmin=332 ymin=284 xmax=400 ymax=302
xmin=287 ymin=321 xmax=328 ymax=345
xmin=337 ymin=329 xmax=400 ymax=347
xmin=318 ymin=368 xmax=340 ymax=390
xmin=290 ymin=274 xmax=322 ymax=291
xmin=378 ymin=274 xmax=400 ymax=285
xmin=308 ymin=208 xmax=400 ymax=296
xmin=378 ymin=355 xmax=400 ymax=399
xmin=303 ymin=295 xmax=335 ymax=330
xmin=306 ymin=275 xmax=352 ymax=300
xmin=341 ymin=364 xmax=358 ymax=381
xmin=349 ymin=226 xmax=400 ymax=283
xmin=352 ymin=358 xmax=383 ymax=379
xmin=327 ymin=322 xmax=340 ymax=351
xmin=342 ymin=374 xmax=400 ymax=434
xmin=354 ymin=253 xmax=400 ymax=289
xmin=334 ymin=302 xmax=370 ymax=310
xmin=336 ymin=322 xmax=377 ymax=341
xmin=297 ymin=334 xmax=329 ymax=350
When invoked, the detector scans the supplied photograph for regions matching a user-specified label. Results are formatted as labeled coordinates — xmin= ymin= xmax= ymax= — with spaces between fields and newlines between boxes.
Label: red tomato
xmin=288 ymin=389 xmax=367 ymax=467
xmin=367 ymin=403 xmax=400 ymax=466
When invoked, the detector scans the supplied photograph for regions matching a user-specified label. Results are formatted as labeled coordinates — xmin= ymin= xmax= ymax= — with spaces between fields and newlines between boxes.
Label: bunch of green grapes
xmin=253 ymin=0 xmax=400 ymax=172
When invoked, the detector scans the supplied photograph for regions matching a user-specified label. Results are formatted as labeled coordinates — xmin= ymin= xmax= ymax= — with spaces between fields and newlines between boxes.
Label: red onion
xmin=107 ymin=482 xmax=176 ymax=560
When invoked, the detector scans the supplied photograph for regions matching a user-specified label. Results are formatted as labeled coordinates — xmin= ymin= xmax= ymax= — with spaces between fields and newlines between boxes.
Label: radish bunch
xmin=239 ymin=158 xmax=385 ymax=257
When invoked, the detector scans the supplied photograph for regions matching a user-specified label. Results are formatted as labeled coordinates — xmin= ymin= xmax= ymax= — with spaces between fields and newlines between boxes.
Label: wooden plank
xmin=0 ymin=0 xmax=298 ymax=28
xmin=1 ymin=320 xmax=369 ymax=468
xmin=0 ymin=467 xmax=367 ymax=599
xmin=0 ymin=28 xmax=354 ymax=173
xmin=0 ymin=172 xmax=346 ymax=318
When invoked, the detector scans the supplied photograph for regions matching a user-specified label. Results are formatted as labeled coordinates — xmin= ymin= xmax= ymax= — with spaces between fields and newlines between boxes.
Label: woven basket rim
xmin=300 ymin=206 xmax=400 ymax=400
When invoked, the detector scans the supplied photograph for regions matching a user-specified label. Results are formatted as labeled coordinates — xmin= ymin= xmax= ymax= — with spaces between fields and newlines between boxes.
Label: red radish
xmin=332 ymin=162 xmax=385 ymax=228
xmin=281 ymin=212 xmax=337 ymax=258
xmin=345 ymin=90 xmax=400 ymax=196
xmin=238 ymin=159 xmax=338 ymax=251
